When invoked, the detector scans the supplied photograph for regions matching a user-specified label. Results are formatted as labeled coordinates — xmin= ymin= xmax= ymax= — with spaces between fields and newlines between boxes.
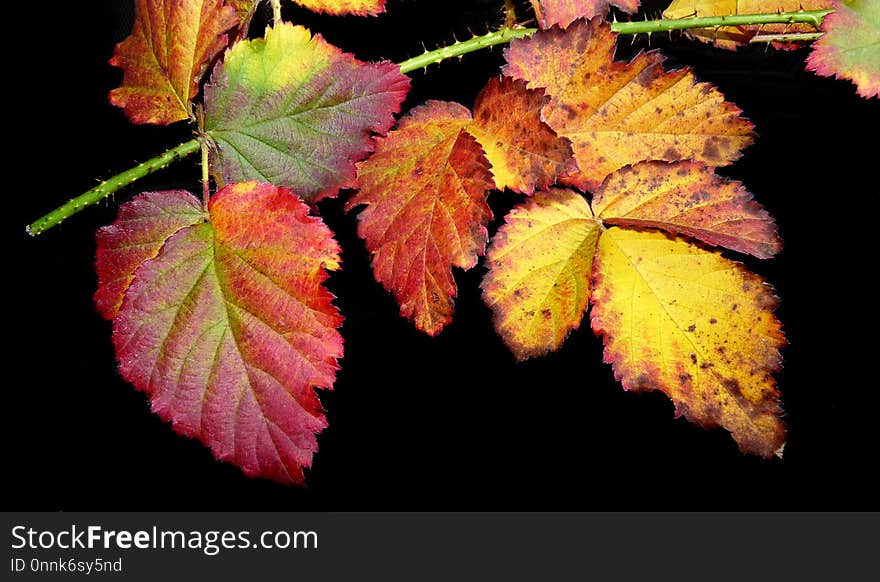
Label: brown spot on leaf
xmin=690 ymin=353 xmax=697 ymax=364
xmin=663 ymin=146 xmax=681 ymax=160
xmin=709 ymin=318 xmax=717 ymax=324
xmin=702 ymin=140 xmax=720 ymax=160
xmin=687 ymin=324 xmax=696 ymax=332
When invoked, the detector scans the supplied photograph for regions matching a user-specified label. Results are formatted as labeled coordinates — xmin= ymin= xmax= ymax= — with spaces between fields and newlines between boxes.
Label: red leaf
xmin=109 ymin=0 xmax=238 ymax=125
xmin=349 ymin=101 xmax=494 ymax=335
xmin=104 ymin=182 xmax=343 ymax=484
xmin=530 ymin=0 xmax=640 ymax=29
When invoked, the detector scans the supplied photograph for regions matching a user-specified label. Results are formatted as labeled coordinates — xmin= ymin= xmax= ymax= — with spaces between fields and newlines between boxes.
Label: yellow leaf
xmin=504 ymin=20 xmax=754 ymax=190
xmin=590 ymin=228 xmax=786 ymax=457
xmin=482 ymin=189 xmax=601 ymax=360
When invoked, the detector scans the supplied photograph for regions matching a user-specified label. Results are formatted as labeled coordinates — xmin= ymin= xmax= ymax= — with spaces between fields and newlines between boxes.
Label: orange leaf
xmin=466 ymin=77 xmax=576 ymax=195
xmin=349 ymin=101 xmax=494 ymax=335
xmin=530 ymin=0 xmax=640 ymax=29
xmin=289 ymin=0 xmax=386 ymax=16
xmin=504 ymin=20 xmax=754 ymax=190
xmin=592 ymin=161 xmax=781 ymax=258
xmin=664 ymin=0 xmax=834 ymax=50
xmin=482 ymin=189 xmax=601 ymax=359
xmin=109 ymin=0 xmax=238 ymax=125
xmin=590 ymin=228 xmax=786 ymax=457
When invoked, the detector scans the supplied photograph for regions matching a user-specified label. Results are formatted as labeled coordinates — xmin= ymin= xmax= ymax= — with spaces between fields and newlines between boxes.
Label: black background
xmin=12 ymin=0 xmax=878 ymax=509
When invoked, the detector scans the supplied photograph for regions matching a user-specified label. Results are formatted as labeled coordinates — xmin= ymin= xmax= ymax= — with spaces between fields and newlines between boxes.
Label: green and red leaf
xmin=503 ymin=20 xmax=754 ymax=190
xmin=204 ymin=22 xmax=410 ymax=203
xmin=95 ymin=190 xmax=205 ymax=319
xmin=530 ymin=0 xmax=640 ymax=29
xmin=109 ymin=0 xmax=238 ymax=125
xmin=807 ymin=0 xmax=880 ymax=99
xmin=100 ymin=182 xmax=343 ymax=484
xmin=592 ymin=161 xmax=781 ymax=258
xmin=349 ymin=101 xmax=494 ymax=335
xmin=466 ymin=76 xmax=576 ymax=195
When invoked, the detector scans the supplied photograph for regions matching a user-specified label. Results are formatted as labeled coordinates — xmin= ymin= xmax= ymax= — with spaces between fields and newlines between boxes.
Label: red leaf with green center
xmin=288 ymin=0 xmax=386 ymax=16
xmin=109 ymin=0 xmax=238 ymax=125
xmin=807 ymin=0 xmax=880 ymax=99
xmin=504 ymin=20 xmax=754 ymax=190
xmin=104 ymin=182 xmax=343 ymax=484
xmin=95 ymin=190 xmax=205 ymax=319
xmin=466 ymin=76 xmax=576 ymax=195
xmin=592 ymin=161 xmax=781 ymax=258
xmin=204 ymin=23 xmax=410 ymax=204
xmin=529 ymin=0 xmax=639 ymax=29
xmin=349 ymin=101 xmax=494 ymax=335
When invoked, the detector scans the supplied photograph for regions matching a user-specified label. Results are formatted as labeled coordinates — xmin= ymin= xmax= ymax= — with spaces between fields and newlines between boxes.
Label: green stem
xmin=200 ymin=138 xmax=210 ymax=209
xmin=611 ymin=9 xmax=831 ymax=34
xmin=399 ymin=9 xmax=831 ymax=74
xmin=399 ymin=27 xmax=535 ymax=74
xmin=271 ymin=0 xmax=282 ymax=24
xmin=750 ymin=32 xmax=823 ymax=44
xmin=26 ymin=139 xmax=200 ymax=237
xmin=27 ymin=9 xmax=833 ymax=236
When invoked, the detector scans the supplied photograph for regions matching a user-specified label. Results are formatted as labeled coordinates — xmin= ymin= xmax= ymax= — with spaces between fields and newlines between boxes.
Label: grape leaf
xmin=807 ymin=0 xmax=880 ymax=99
xmin=349 ymin=101 xmax=494 ymax=335
xmin=590 ymin=228 xmax=786 ymax=458
xmin=109 ymin=0 xmax=238 ymax=125
xmin=466 ymin=76 xmax=576 ymax=194
xmin=592 ymin=161 xmax=781 ymax=258
xmin=530 ymin=0 xmax=639 ymax=29
xmin=204 ymin=23 xmax=409 ymax=204
xmin=288 ymin=0 xmax=386 ymax=16
xmin=482 ymin=188 xmax=600 ymax=359
xmin=103 ymin=182 xmax=343 ymax=484
xmin=663 ymin=0 xmax=833 ymax=50
xmin=95 ymin=190 xmax=205 ymax=320
xmin=504 ymin=20 xmax=754 ymax=190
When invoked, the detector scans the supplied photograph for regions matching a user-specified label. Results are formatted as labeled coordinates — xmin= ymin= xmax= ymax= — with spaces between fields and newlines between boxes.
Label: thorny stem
xmin=26 ymin=9 xmax=832 ymax=236
xmin=26 ymin=139 xmax=201 ymax=236
xmin=750 ymin=32 xmax=824 ymax=44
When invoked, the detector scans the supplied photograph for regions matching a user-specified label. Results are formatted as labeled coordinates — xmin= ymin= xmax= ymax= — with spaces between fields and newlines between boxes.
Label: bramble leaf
xmin=590 ymin=228 xmax=786 ymax=458
xmin=95 ymin=191 xmax=205 ymax=320
xmin=529 ymin=0 xmax=639 ymax=29
xmin=807 ymin=0 xmax=880 ymax=99
xmin=204 ymin=23 xmax=409 ymax=204
xmin=663 ymin=0 xmax=833 ymax=50
xmin=109 ymin=0 xmax=238 ymax=125
xmin=102 ymin=182 xmax=343 ymax=484
xmin=288 ymin=0 xmax=386 ymax=16
xmin=228 ymin=0 xmax=260 ymax=35
xmin=592 ymin=161 xmax=781 ymax=258
xmin=482 ymin=189 xmax=600 ymax=360
xmin=349 ymin=101 xmax=494 ymax=335
xmin=466 ymin=77 xmax=576 ymax=195
xmin=504 ymin=20 xmax=754 ymax=190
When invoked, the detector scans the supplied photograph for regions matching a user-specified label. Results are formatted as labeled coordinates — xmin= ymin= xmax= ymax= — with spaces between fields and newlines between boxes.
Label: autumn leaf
xmin=204 ymin=23 xmax=409 ymax=204
xmin=109 ymin=0 xmax=238 ymax=125
xmin=466 ymin=76 xmax=576 ymax=195
xmin=94 ymin=190 xmax=205 ymax=320
xmin=101 ymin=182 xmax=343 ymax=484
xmin=590 ymin=228 xmax=786 ymax=458
xmin=807 ymin=0 xmax=880 ymax=99
xmin=504 ymin=20 xmax=754 ymax=190
xmin=349 ymin=101 xmax=494 ymax=335
xmin=592 ymin=161 xmax=781 ymax=258
xmin=530 ymin=0 xmax=639 ymax=29
xmin=228 ymin=0 xmax=260 ymax=37
xmin=663 ymin=0 xmax=833 ymax=50
xmin=288 ymin=0 xmax=386 ymax=16
xmin=482 ymin=188 xmax=600 ymax=359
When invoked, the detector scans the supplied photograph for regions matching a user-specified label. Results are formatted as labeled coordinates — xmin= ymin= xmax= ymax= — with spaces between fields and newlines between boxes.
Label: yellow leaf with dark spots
xmin=482 ymin=189 xmax=601 ymax=360
xmin=590 ymin=227 xmax=786 ymax=457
